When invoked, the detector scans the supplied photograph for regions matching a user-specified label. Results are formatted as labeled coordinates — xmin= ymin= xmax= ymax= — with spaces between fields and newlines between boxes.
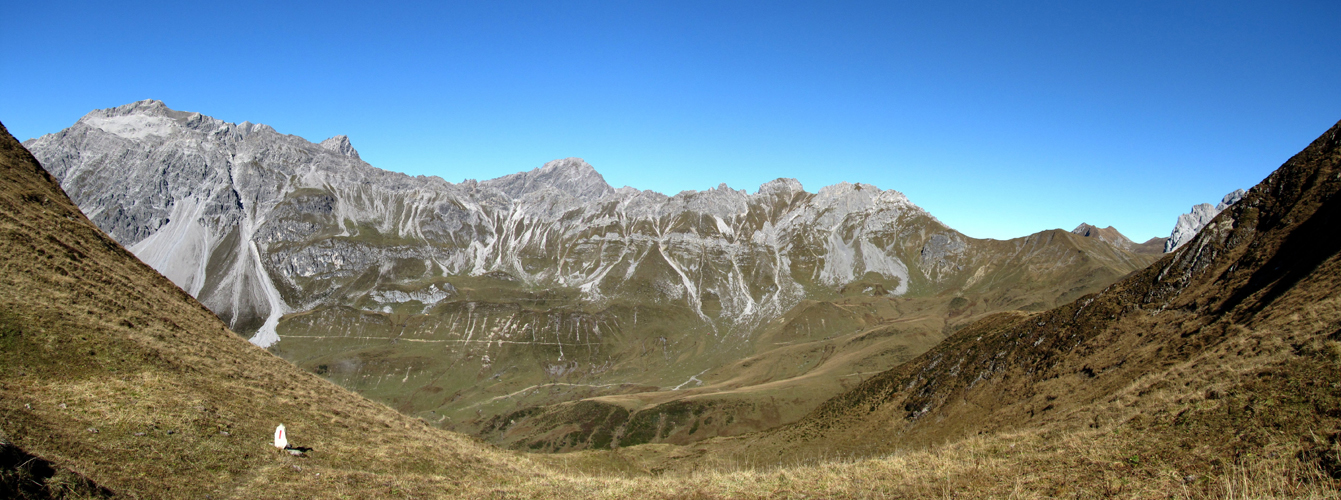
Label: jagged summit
xmin=69 ymin=99 xmax=193 ymax=141
xmin=1070 ymin=223 xmax=1133 ymax=249
xmin=758 ymin=177 xmax=804 ymax=195
xmin=90 ymin=98 xmax=172 ymax=117
xmin=319 ymin=134 xmax=360 ymax=159
xmin=813 ymin=181 xmax=915 ymax=215
xmin=52 ymin=100 xmax=344 ymax=152
xmin=1069 ymin=223 xmax=1121 ymax=237
xmin=1164 ymin=188 xmax=1247 ymax=252
xmin=1070 ymin=224 xmax=1167 ymax=254
xmin=482 ymin=157 xmax=614 ymax=200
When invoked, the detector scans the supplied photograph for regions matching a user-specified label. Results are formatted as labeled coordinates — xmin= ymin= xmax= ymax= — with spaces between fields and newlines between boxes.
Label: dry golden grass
xmin=468 ymin=423 xmax=1336 ymax=499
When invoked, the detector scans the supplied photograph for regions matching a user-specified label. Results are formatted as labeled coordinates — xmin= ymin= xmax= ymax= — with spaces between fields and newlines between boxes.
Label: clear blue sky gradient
xmin=4 ymin=1 xmax=1338 ymax=241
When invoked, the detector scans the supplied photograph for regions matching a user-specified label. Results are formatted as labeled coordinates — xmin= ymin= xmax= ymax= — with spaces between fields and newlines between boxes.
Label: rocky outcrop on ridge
xmin=1164 ymin=188 xmax=1247 ymax=252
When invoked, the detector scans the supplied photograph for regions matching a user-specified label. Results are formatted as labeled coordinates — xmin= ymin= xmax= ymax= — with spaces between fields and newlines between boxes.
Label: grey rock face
xmin=319 ymin=135 xmax=360 ymax=159
xmin=1218 ymin=189 xmax=1246 ymax=210
xmin=919 ymin=233 xmax=968 ymax=278
xmin=1163 ymin=189 xmax=1247 ymax=252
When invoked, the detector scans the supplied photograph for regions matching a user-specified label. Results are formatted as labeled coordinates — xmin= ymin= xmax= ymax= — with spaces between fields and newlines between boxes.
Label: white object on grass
xmin=274 ymin=424 xmax=288 ymax=449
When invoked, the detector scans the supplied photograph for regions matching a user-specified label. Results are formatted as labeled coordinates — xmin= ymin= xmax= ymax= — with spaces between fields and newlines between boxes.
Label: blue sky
xmin=3 ymin=1 xmax=1338 ymax=241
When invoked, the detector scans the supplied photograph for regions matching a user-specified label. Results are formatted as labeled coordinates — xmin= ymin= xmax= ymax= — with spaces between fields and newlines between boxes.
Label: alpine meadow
xmin=4 ymin=3 xmax=1341 ymax=498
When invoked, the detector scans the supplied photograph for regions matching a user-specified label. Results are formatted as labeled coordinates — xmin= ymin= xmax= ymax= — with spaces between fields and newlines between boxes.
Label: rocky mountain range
xmin=23 ymin=100 xmax=1180 ymax=449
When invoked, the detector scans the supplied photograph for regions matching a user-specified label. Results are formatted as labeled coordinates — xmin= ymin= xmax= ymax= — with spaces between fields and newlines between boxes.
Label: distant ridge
xmin=1070 ymin=223 xmax=1166 ymax=255
xmin=1070 ymin=223 xmax=1132 ymax=249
